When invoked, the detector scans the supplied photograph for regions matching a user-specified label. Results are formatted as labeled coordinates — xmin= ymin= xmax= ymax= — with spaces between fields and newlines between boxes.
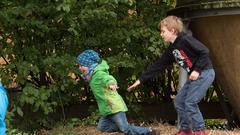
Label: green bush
xmin=0 ymin=0 xmax=174 ymax=130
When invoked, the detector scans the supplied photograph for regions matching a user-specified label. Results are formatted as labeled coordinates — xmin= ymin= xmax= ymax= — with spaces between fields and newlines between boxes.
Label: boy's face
xmin=79 ymin=65 xmax=88 ymax=72
xmin=160 ymin=25 xmax=176 ymax=43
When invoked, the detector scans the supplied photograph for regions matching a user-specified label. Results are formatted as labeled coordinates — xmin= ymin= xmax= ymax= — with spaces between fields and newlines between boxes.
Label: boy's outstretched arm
xmin=127 ymin=79 xmax=140 ymax=91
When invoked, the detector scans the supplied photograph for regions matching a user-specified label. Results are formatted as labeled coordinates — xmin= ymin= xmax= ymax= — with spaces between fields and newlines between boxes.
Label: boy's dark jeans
xmin=174 ymin=69 xmax=215 ymax=131
xmin=97 ymin=112 xmax=150 ymax=135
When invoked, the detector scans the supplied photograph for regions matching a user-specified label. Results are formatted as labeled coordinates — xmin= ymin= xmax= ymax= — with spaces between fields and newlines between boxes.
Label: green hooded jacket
xmin=89 ymin=60 xmax=128 ymax=116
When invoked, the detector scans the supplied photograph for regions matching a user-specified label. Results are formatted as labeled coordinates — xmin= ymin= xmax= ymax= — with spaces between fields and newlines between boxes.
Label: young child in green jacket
xmin=76 ymin=50 xmax=160 ymax=135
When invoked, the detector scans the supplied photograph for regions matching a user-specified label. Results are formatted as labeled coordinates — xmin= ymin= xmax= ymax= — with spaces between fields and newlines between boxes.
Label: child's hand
xmin=109 ymin=84 xmax=119 ymax=91
xmin=189 ymin=70 xmax=199 ymax=80
xmin=127 ymin=80 xmax=140 ymax=92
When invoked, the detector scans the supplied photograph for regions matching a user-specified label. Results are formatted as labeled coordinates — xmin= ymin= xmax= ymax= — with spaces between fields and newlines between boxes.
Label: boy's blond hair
xmin=159 ymin=15 xmax=183 ymax=35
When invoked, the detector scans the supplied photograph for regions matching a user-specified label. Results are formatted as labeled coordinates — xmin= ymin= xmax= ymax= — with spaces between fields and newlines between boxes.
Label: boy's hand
xmin=127 ymin=80 xmax=140 ymax=92
xmin=109 ymin=84 xmax=119 ymax=91
xmin=189 ymin=70 xmax=199 ymax=80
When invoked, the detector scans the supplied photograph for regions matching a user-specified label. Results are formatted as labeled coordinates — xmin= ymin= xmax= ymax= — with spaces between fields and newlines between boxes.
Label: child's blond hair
xmin=159 ymin=16 xmax=183 ymax=35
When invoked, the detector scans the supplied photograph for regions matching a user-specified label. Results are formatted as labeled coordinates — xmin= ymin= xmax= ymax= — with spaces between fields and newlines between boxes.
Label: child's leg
xmin=174 ymin=81 xmax=192 ymax=131
xmin=185 ymin=69 xmax=215 ymax=131
xmin=110 ymin=112 xmax=150 ymax=135
xmin=97 ymin=116 xmax=119 ymax=132
xmin=0 ymin=89 xmax=8 ymax=135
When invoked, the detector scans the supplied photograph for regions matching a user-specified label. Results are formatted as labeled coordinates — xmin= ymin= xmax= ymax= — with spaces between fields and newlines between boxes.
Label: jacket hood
xmin=94 ymin=60 xmax=109 ymax=73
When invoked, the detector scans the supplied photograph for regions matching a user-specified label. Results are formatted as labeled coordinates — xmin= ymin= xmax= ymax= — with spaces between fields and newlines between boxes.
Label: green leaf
xmin=16 ymin=107 xmax=23 ymax=117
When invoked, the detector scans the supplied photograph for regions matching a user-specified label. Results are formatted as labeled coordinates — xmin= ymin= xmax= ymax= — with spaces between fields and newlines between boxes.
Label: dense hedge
xmin=0 ymin=0 xmax=174 ymax=129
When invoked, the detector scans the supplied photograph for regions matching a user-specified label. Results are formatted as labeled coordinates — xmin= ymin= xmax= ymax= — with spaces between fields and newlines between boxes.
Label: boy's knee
xmin=97 ymin=123 xmax=109 ymax=132
xmin=97 ymin=122 xmax=119 ymax=132
xmin=97 ymin=125 xmax=110 ymax=132
xmin=184 ymin=102 xmax=198 ymax=112
xmin=174 ymin=98 xmax=184 ymax=109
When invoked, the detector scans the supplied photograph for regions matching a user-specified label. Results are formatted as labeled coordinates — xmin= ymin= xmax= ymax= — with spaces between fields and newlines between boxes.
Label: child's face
xmin=160 ymin=25 xmax=176 ymax=43
xmin=79 ymin=65 xmax=88 ymax=72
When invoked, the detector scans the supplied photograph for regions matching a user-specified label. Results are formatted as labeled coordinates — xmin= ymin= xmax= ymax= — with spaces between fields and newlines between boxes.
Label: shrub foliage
xmin=0 ymin=0 xmax=175 ymax=129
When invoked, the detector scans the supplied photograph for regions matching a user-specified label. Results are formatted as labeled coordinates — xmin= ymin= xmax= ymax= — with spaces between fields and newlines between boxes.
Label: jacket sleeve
xmin=139 ymin=48 xmax=175 ymax=83
xmin=102 ymin=74 xmax=117 ymax=88
xmin=187 ymin=37 xmax=210 ymax=73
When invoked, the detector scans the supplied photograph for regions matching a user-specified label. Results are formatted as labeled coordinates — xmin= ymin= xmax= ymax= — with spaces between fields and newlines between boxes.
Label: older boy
xmin=0 ymin=82 xmax=8 ymax=135
xmin=76 ymin=50 xmax=160 ymax=135
xmin=128 ymin=16 xmax=215 ymax=135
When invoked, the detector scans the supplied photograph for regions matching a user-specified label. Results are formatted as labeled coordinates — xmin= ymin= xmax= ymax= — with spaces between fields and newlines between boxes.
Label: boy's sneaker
xmin=147 ymin=128 xmax=160 ymax=135
xmin=193 ymin=130 xmax=208 ymax=135
xmin=172 ymin=129 xmax=193 ymax=135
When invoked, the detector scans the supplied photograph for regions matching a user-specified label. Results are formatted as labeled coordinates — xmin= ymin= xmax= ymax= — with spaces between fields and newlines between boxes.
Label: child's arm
xmin=102 ymin=75 xmax=118 ymax=91
xmin=128 ymin=48 xmax=174 ymax=91
xmin=138 ymin=48 xmax=174 ymax=83
xmin=187 ymin=37 xmax=210 ymax=73
xmin=127 ymin=80 xmax=140 ymax=91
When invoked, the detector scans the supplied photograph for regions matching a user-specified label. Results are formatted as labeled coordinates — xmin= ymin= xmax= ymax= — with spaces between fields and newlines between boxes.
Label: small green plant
xmin=66 ymin=118 xmax=82 ymax=128
xmin=80 ymin=106 xmax=99 ymax=126
xmin=48 ymin=127 xmax=78 ymax=135
xmin=205 ymin=119 xmax=227 ymax=129
xmin=7 ymin=128 xmax=37 ymax=135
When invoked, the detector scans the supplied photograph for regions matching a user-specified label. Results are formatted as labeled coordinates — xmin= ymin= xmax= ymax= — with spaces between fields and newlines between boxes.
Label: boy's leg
xmin=174 ymin=82 xmax=192 ymax=131
xmin=0 ymin=90 xmax=8 ymax=135
xmin=97 ymin=116 xmax=119 ymax=132
xmin=185 ymin=69 xmax=215 ymax=131
xmin=110 ymin=112 xmax=150 ymax=135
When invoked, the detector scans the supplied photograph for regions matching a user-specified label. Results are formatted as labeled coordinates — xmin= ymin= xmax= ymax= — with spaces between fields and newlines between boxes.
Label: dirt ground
xmin=41 ymin=123 xmax=240 ymax=135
